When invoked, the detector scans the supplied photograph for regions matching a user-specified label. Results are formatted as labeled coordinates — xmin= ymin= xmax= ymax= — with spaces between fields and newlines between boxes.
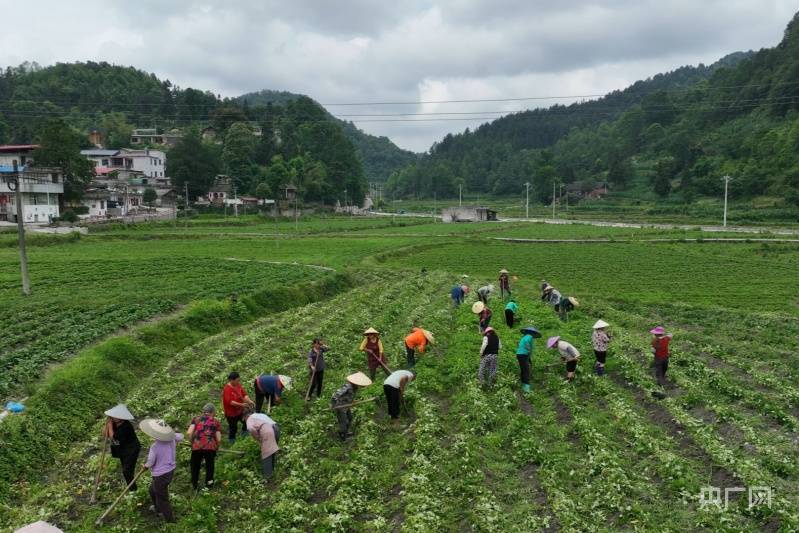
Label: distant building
xmin=130 ymin=128 xmax=182 ymax=147
xmin=0 ymin=168 xmax=64 ymax=224
xmin=81 ymin=148 xmax=167 ymax=179
xmin=564 ymin=181 xmax=609 ymax=200
xmin=0 ymin=144 xmax=39 ymax=168
xmin=203 ymin=175 xmax=233 ymax=205
xmin=88 ymin=127 xmax=106 ymax=148
xmin=441 ymin=206 xmax=497 ymax=223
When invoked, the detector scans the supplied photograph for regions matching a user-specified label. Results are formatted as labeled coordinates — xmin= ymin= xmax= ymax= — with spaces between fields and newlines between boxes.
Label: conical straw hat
xmin=139 ymin=419 xmax=175 ymax=442
xmin=104 ymin=404 xmax=134 ymax=421
xmin=278 ymin=375 xmax=293 ymax=391
xmin=471 ymin=301 xmax=485 ymax=314
xmin=422 ymin=329 xmax=435 ymax=344
xmin=568 ymin=297 xmax=580 ymax=307
xmin=363 ymin=327 xmax=379 ymax=335
xmin=593 ymin=320 xmax=609 ymax=329
xmin=346 ymin=371 xmax=372 ymax=387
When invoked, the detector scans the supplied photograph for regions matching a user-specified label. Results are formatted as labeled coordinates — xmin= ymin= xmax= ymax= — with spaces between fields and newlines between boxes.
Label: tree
xmin=222 ymin=122 xmax=257 ymax=192
xmin=653 ymin=157 xmax=676 ymax=197
xmin=167 ymin=129 xmax=221 ymax=199
xmin=32 ymin=119 xmax=95 ymax=202
xmin=99 ymin=112 xmax=134 ymax=149
xmin=143 ymin=187 xmax=157 ymax=206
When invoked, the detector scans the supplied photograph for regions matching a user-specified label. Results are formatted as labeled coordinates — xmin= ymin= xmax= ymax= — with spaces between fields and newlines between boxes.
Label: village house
xmin=199 ymin=175 xmax=233 ymax=205
xmin=564 ymin=181 xmax=610 ymax=200
xmin=441 ymin=206 xmax=497 ymax=223
xmin=130 ymin=128 xmax=182 ymax=147
xmin=0 ymin=145 xmax=64 ymax=223
xmin=81 ymin=148 xmax=167 ymax=179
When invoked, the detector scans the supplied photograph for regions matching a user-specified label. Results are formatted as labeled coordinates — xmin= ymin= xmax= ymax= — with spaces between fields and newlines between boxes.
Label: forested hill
xmin=389 ymin=10 xmax=799 ymax=209
xmin=238 ymin=90 xmax=419 ymax=182
xmin=387 ymin=49 xmax=759 ymax=201
xmin=0 ymin=63 xmax=409 ymax=201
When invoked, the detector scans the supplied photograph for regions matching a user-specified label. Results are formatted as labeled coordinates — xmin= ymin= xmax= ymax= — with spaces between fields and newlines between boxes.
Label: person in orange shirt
xmin=404 ymin=327 xmax=434 ymax=368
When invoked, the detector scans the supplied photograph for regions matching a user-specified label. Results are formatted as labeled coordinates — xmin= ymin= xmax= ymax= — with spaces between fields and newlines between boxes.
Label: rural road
xmin=374 ymin=210 xmax=799 ymax=235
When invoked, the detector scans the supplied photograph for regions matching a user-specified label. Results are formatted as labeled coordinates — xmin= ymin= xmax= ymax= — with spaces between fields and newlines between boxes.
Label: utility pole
xmin=433 ymin=191 xmax=437 ymax=223
xmin=184 ymin=182 xmax=189 ymax=230
xmin=233 ymin=185 xmax=238 ymax=217
xmin=552 ymin=181 xmax=556 ymax=220
xmin=10 ymin=162 xmax=30 ymax=295
xmin=459 ymin=183 xmax=462 ymax=207
xmin=722 ymin=175 xmax=732 ymax=227
xmin=524 ymin=182 xmax=530 ymax=219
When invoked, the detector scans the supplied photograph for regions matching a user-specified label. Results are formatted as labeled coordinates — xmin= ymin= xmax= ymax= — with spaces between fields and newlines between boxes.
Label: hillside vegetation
xmin=388 ymin=12 xmax=799 ymax=211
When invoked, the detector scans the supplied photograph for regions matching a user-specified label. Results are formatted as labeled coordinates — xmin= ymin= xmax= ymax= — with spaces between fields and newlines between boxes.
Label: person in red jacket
xmin=404 ymin=327 xmax=434 ymax=368
xmin=222 ymin=371 xmax=253 ymax=443
xmin=650 ymin=326 xmax=673 ymax=387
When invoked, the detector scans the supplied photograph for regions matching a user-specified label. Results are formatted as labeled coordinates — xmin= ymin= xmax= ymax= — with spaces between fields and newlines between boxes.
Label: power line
xmin=3 ymin=78 xmax=799 ymax=109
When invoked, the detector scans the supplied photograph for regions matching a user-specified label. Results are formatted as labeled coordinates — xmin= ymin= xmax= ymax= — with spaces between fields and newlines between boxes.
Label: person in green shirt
xmin=504 ymin=299 xmax=519 ymax=328
xmin=516 ymin=326 xmax=540 ymax=392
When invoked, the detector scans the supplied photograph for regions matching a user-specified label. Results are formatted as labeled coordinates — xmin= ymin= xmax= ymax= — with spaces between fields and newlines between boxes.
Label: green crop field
xmin=1 ymin=215 xmax=798 ymax=531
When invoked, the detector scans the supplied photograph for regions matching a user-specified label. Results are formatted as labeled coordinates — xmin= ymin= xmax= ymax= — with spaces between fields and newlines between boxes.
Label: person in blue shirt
xmin=253 ymin=374 xmax=292 ymax=413
xmin=450 ymin=285 xmax=465 ymax=307
xmin=516 ymin=326 xmax=540 ymax=392
xmin=504 ymin=299 xmax=518 ymax=328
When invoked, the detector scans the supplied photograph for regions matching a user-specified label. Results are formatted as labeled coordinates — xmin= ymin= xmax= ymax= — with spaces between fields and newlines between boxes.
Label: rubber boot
xmin=594 ymin=363 xmax=601 ymax=376
xmin=598 ymin=365 xmax=606 ymax=377
xmin=522 ymin=383 xmax=531 ymax=393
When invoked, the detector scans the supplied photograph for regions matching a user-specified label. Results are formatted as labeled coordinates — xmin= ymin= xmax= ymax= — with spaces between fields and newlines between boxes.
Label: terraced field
xmin=1 ymin=215 xmax=797 ymax=531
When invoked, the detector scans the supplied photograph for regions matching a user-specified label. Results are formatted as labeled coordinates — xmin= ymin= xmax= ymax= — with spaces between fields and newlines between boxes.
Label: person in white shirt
xmin=383 ymin=370 xmax=415 ymax=420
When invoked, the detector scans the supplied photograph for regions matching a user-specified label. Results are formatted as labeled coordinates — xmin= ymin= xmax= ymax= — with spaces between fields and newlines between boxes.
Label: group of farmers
xmin=95 ymin=269 xmax=674 ymax=525
xmin=464 ymin=269 xmax=673 ymax=389
xmin=96 ymin=323 xmax=436 ymax=523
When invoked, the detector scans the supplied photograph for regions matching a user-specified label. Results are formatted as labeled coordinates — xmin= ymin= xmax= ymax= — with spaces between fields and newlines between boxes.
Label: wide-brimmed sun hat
xmin=139 ymin=419 xmax=175 ymax=442
xmin=520 ymin=326 xmax=541 ymax=338
xmin=593 ymin=320 xmax=609 ymax=329
xmin=104 ymin=404 xmax=135 ymax=421
xmin=547 ymin=336 xmax=561 ymax=349
xmin=472 ymin=301 xmax=485 ymax=314
xmin=650 ymin=326 xmax=666 ymax=335
xmin=500 ymin=269 xmax=509 ymax=274
xmin=422 ymin=329 xmax=435 ymax=344
xmin=543 ymin=286 xmax=554 ymax=293
xmin=483 ymin=327 xmax=495 ymax=335
xmin=278 ymin=375 xmax=293 ymax=391
xmin=363 ymin=327 xmax=379 ymax=336
xmin=488 ymin=284 xmax=495 ymax=291
xmin=346 ymin=371 xmax=372 ymax=387
xmin=568 ymin=297 xmax=580 ymax=307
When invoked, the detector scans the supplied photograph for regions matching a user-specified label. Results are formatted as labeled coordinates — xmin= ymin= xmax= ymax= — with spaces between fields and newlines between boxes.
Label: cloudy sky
xmin=1 ymin=1 xmax=797 ymax=151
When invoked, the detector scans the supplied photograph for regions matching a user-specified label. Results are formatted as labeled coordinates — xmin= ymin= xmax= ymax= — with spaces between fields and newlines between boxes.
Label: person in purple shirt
xmin=140 ymin=419 xmax=184 ymax=523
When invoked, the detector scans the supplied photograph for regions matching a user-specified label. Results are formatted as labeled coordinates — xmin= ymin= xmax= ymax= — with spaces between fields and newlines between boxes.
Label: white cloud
xmin=0 ymin=1 xmax=797 ymax=151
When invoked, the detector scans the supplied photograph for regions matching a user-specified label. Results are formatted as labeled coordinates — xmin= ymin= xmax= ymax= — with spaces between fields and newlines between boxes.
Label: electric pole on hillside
xmin=459 ymin=183 xmax=463 ymax=207
xmin=184 ymin=182 xmax=189 ymax=230
xmin=524 ymin=181 xmax=531 ymax=219
xmin=7 ymin=162 xmax=30 ymax=295
xmin=722 ymin=175 xmax=732 ymax=227
xmin=552 ymin=181 xmax=557 ymax=220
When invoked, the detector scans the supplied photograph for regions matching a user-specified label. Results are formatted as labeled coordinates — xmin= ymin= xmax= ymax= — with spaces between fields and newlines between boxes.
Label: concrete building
xmin=81 ymin=148 xmax=167 ymax=179
xmin=0 ymin=166 xmax=64 ymax=223
xmin=441 ymin=206 xmax=497 ymax=223
xmin=130 ymin=128 xmax=182 ymax=147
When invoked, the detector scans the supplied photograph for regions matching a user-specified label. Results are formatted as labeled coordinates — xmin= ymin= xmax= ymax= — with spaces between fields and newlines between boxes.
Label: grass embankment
xmin=0 ymin=270 xmax=353 ymax=501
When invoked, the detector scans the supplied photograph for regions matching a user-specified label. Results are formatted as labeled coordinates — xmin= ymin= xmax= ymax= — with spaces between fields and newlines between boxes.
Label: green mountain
xmin=387 ymin=37 xmax=799 ymax=203
xmin=238 ymin=90 xmax=418 ymax=182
